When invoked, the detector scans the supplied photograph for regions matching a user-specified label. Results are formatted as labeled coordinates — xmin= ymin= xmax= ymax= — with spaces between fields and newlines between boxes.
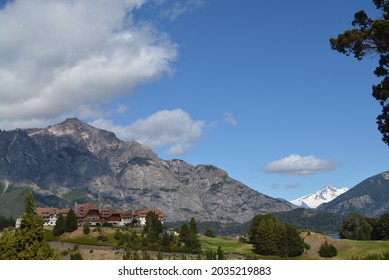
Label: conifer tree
xmin=249 ymin=214 xmax=305 ymax=258
xmin=65 ymin=209 xmax=78 ymax=232
xmin=0 ymin=192 xmax=58 ymax=259
xmin=143 ymin=212 xmax=163 ymax=243
xmin=53 ymin=214 xmax=66 ymax=236
xmin=189 ymin=217 xmax=198 ymax=235
xmin=330 ymin=0 xmax=389 ymax=145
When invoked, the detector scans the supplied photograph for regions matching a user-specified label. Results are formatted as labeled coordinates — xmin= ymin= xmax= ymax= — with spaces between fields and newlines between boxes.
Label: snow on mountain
xmin=290 ymin=186 xmax=349 ymax=209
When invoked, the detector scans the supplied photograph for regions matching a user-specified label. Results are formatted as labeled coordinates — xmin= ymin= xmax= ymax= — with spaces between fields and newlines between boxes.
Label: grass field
xmin=42 ymin=227 xmax=389 ymax=260
xmin=335 ymin=239 xmax=389 ymax=259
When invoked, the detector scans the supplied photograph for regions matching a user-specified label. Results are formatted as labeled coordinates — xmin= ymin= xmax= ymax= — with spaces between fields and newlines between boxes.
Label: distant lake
xmin=328 ymin=233 xmax=340 ymax=240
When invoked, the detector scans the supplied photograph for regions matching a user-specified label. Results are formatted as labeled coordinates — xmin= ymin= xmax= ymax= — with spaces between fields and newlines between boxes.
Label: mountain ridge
xmin=317 ymin=172 xmax=389 ymax=217
xmin=0 ymin=118 xmax=293 ymax=222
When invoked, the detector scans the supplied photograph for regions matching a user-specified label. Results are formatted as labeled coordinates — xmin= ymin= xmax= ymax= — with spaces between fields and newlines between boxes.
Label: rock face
xmin=317 ymin=172 xmax=389 ymax=217
xmin=0 ymin=118 xmax=292 ymax=222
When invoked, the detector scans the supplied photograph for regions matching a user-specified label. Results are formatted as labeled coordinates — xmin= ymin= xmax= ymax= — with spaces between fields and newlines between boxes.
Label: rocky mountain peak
xmin=0 ymin=118 xmax=293 ymax=222
xmin=43 ymin=118 xmax=122 ymax=156
xmin=290 ymin=186 xmax=349 ymax=209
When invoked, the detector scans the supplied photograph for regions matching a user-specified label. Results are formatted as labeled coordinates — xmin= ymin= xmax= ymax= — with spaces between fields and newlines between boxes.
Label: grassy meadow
xmin=42 ymin=227 xmax=389 ymax=260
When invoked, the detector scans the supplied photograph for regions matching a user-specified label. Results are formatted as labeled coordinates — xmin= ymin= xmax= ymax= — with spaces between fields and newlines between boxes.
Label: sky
xmin=0 ymin=0 xmax=388 ymax=201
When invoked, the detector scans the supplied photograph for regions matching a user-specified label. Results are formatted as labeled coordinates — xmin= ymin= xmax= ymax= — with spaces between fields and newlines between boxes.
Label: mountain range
xmin=1 ymin=118 xmax=388 ymax=224
xmin=0 ymin=118 xmax=292 ymax=222
xmin=290 ymin=186 xmax=349 ymax=209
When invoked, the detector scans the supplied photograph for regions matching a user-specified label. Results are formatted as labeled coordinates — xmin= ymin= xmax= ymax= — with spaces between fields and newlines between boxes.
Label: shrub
xmin=204 ymin=228 xmax=216 ymax=238
xmin=70 ymin=252 xmax=83 ymax=260
xmin=318 ymin=241 xmax=337 ymax=258
xmin=97 ymin=235 xmax=108 ymax=242
xmin=83 ymin=224 xmax=90 ymax=235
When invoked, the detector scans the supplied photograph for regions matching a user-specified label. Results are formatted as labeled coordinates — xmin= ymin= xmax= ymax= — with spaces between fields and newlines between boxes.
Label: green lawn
xmin=200 ymin=236 xmax=263 ymax=259
xmin=335 ymin=239 xmax=389 ymax=260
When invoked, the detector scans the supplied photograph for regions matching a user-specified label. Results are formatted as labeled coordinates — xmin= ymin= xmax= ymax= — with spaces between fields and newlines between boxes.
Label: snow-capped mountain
xmin=290 ymin=186 xmax=349 ymax=209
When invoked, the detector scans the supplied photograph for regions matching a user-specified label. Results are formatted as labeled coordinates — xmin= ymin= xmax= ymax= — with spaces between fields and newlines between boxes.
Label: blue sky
xmin=0 ymin=0 xmax=387 ymax=201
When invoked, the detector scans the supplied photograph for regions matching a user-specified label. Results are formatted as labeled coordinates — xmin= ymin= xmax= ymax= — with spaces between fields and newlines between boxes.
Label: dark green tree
xmin=339 ymin=213 xmax=373 ymax=240
xmin=0 ymin=192 xmax=58 ymax=259
xmin=250 ymin=214 xmax=305 ymax=258
xmin=189 ymin=217 xmax=198 ymax=235
xmin=216 ymin=245 xmax=225 ymax=260
xmin=65 ymin=209 xmax=78 ymax=232
xmin=373 ymin=213 xmax=389 ymax=240
xmin=247 ymin=214 xmax=263 ymax=243
xmin=254 ymin=214 xmax=281 ymax=256
xmin=179 ymin=222 xmax=201 ymax=251
xmin=160 ymin=231 xmax=172 ymax=248
xmin=143 ymin=212 xmax=163 ymax=243
xmin=278 ymin=224 xmax=305 ymax=257
xmin=0 ymin=215 xmax=15 ymax=231
xmin=53 ymin=214 xmax=66 ymax=236
xmin=330 ymin=0 xmax=389 ymax=145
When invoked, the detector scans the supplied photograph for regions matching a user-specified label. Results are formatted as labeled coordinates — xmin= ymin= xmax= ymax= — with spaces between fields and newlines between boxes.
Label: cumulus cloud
xmin=262 ymin=154 xmax=336 ymax=176
xmin=90 ymin=109 xmax=205 ymax=155
xmin=0 ymin=0 xmax=177 ymax=129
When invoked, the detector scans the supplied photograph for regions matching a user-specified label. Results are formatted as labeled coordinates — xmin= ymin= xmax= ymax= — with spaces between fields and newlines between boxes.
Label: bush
xmin=70 ymin=252 xmax=83 ymax=260
xmin=318 ymin=241 xmax=337 ymax=258
xmin=83 ymin=224 xmax=90 ymax=235
xmin=97 ymin=235 xmax=108 ymax=242
xmin=204 ymin=228 xmax=216 ymax=238
xmin=239 ymin=237 xmax=247 ymax=243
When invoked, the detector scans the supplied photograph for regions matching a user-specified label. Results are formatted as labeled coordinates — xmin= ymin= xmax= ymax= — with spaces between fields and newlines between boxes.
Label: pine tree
xmin=189 ymin=217 xmax=198 ymax=235
xmin=217 ymin=245 xmax=225 ymax=260
xmin=330 ymin=0 xmax=389 ymax=145
xmin=281 ymin=224 xmax=305 ymax=257
xmin=179 ymin=222 xmax=201 ymax=251
xmin=65 ymin=209 xmax=78 ymax=232
xmin=0 ymin=192 xmax=58 ymax=259
xmin=143 ymin=212 xmax=163 ymax=243
xmin=254 ymin=214 xmax=281 ymax=256
xmin=250 ymin=214 xmax=305 ymax=258
xmin=53 ymin=214 xmax=66 ymax=236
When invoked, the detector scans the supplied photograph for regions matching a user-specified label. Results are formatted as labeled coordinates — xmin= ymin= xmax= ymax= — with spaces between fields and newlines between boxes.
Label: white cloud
xmin=0 ymin=0 xmax=177 ymax=129
xmin=160 ymin=0 xmax=206 ymax=20
xmin=90 ymin=109 xmax=205 ymax=155
xmin=262 ymin=154 xmax=336 ymax=176
xmin=224 ymin=112 xmax=238 ymax=126
xmin=116 ymin=104 xmax=129 ymax=115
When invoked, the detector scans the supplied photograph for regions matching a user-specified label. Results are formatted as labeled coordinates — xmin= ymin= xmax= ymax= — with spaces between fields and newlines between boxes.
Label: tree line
xmin=0 ymin=216 xmax=15 ymax=231
xmin=339 ymin=212 xmax=389 ymax=240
